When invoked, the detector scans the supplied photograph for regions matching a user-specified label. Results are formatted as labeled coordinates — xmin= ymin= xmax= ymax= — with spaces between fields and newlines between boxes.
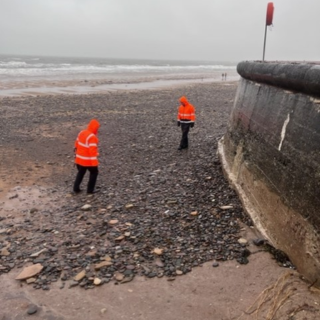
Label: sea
xmin=0 ymin=54 xmax=239 ymax=96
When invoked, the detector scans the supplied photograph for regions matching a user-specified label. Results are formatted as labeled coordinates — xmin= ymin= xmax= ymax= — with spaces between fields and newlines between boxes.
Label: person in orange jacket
xmin=73 ymin=119 xmax=100 ymax=194
xmin=177 ymin=96 xmax=196 ymax=150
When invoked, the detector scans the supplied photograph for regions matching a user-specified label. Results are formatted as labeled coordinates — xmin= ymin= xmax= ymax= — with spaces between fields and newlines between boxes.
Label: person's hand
xmin=190 ymin=123 xmax=194 ymax=128
xmin=177 ymin=121 xmax=180 ymax=127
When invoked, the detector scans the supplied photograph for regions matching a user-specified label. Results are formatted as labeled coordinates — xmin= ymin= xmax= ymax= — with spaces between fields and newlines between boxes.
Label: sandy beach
xmin=1 ymin=80 xmax=320 ymax=320
xmin=0 ymin=69 xmax=240 ymax=97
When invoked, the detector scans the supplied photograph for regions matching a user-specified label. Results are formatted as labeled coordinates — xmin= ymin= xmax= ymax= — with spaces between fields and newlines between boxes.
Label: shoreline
xmin=0 ymin=71 xmax=239 ymax=97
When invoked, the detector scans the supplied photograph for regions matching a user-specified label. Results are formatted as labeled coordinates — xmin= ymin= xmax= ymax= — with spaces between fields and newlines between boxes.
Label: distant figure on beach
xmin=225 ymin=72 xmax=227 ymax=81
xmin=177 ymin=96 xmax=196 ymax=150
xmin=73 ymin=119 xmax=100 ymax=194
xmin=222 ymin=73 xmax=225 ymax=81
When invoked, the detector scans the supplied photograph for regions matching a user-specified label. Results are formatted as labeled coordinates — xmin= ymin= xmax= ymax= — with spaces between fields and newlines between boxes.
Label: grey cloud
xmin=0 ymin=0 xmax=319 ymax=61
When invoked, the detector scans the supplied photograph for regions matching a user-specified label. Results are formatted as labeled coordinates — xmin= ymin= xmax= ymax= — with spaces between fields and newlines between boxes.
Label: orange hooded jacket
xmin=177 ymin=96 xmax=195 ymax=123
xmin=74 ymin=119 xmax=100 ymax=166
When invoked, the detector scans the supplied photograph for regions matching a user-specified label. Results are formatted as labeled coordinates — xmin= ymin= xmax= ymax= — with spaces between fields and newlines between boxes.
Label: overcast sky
xmin=1 ymin=0 xmax=319 ymax=62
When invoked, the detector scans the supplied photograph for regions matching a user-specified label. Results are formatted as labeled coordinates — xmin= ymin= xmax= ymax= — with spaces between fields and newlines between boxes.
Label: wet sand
xmin=1 ymin=80 xmax=320 ymax=320
xmin=0 ymin=77 xmax=234 ymax=97
xmin=0 ymin=70 xmax=240 ymax=97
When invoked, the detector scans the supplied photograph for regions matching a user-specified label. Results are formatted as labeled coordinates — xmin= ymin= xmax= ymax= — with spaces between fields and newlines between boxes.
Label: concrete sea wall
xmin=219 ymin=61 xmax=320 ymax=286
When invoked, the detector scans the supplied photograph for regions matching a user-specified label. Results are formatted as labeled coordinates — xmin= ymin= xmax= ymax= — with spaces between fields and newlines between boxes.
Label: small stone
xmin=114 ymin=273 xmax=124 ymax=281
xmin=74 ymin=270 xmax=86 ymax=281
xmin=101 ymin=308 xmax=107 ymax=314
xmin=86 ymin=250 xmax=97 ymax=257
xmin=33 ymin=259 xmax=45 ymax=264
xmin=94 ymin=278 xmax=102 ymax=285
xmin=153 ymin=248 xmax=163 ymax=255
xmin=15 ymin=264 xmax=43 ymax=280
xmin=26 ymin=278 xmax=36 ymax=284
xmin=30 ymin=248 xmax=48 ymax=258
xmin=253 ymin=238 xmax=265 ymax=246
xmin=238 ymin=238 xmax=248 ymax=245
xmin=109 ymin=219 xmax=119 ymax=225
xmin=81 ymin=204 xmax=92 ymax=211
xmin=0 ymin=248 xmax=10 ymax=256
xmin=115 ymin=235 xmax=124 ymax=241
xmin=190 ymin=211 xmax=198 ymax=216
xmin=176 ymin=270 xmax=183 ymax=275
xmin=241 ymin=248 xmax=251 ymax=257
xmin=155 ymin=258 xmax=164 ymax=267
xmin=167 ymin=277 xmax=176 ymax=281
xmin=141 ymin=265 xmax=151 ymax=273
xmin=147 ymin=272 xmax=157 ymax=278
xmin=121 ymin=276 xmax=134 ymax=284
xmin=0 ymin=229 xmax=7 ymax=235
xmin=27 ymin=304 xmax=38 ymax=315
xmin=69 ymin=280 xmax=79 ymax=288
xmin=219 ymin=205 xmax=233 ymax=210
xmin=124 ymin=270 xmax=133 ymax=277
xmin=125 ymin=204 xmax=134 ymax=209
xmin=94 ymin=261 xmax=113 ymax=270
xmin=212 ymin=261 xmax=219 ymax=267
xmin=237 ymin=257 xmax=249 ymax=265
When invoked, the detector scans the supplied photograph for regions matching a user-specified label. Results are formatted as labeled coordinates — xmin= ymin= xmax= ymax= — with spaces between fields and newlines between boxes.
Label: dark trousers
xmin=73 ymin=164 xmax=99 ymax=193
xmin=180 ymin=123 xmax=191 ymax=149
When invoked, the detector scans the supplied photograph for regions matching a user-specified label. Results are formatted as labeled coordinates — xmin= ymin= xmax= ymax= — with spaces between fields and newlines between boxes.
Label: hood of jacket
xmin=87 ymin=119 xmax=100 ymax=134
xmin=179 ymin=96 xmax=188 ymax=106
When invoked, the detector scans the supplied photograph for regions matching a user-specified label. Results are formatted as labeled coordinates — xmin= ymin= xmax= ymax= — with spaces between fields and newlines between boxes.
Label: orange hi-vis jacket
xmin=75 ymin=119 xmax=100 ymax=167
xmin=177 ymin=96 xmax=196 ymax=124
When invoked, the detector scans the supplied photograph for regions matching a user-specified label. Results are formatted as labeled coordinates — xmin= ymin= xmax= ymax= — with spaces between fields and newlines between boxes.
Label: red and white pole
xmin=263 ymin=2 xmax=274 ymax=61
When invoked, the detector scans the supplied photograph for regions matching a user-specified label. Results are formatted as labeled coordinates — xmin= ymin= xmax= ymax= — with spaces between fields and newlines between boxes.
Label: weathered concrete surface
xmin=237 ymin=61 xmax=320 ymax=97
xmin=219 ymin=61 xmax=320 ymax=287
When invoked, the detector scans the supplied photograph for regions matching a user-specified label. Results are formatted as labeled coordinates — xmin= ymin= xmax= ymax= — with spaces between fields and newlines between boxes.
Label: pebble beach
xmin=1 ymin=78 xmax=319 ymax=320
xmin=1 ymin=81 xmax=253 ymax=277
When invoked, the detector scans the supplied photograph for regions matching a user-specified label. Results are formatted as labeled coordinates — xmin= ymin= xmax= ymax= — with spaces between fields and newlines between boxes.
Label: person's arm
xmin=190 ymin=105 xmax=195 ymax=128
xmin=177 ymin=106 xmax=181 ymax=126
xmin=74 ymin=135 xmax=79 ymax=153
xmin=191 ymin=105 xmax=196 ymax=122
xmin=88 ymin=135 xmax=99 ymax=165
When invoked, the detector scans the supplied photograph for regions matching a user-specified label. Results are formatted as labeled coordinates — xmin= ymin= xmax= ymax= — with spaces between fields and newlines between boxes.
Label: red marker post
xmin=262 ymin=2 xmax=274 ymax=61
